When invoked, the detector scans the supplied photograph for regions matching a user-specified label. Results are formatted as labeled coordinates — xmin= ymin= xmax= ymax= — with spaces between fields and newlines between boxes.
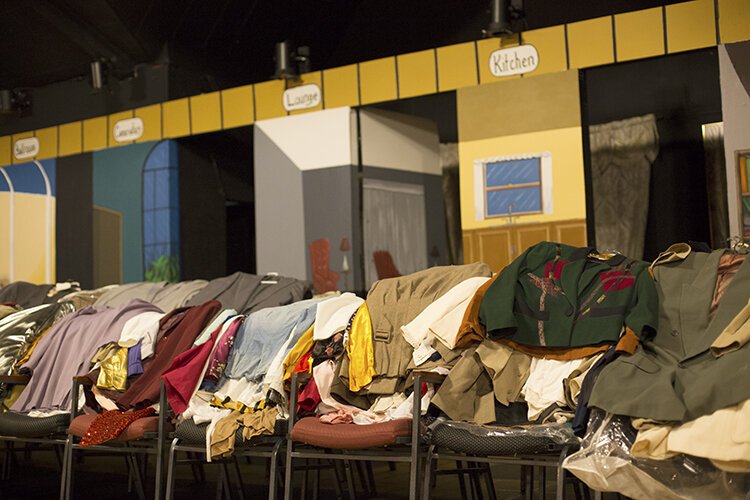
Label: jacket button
xmin=671 ymin=330 xmax=679 ymax=337
xmin=565 ymin=307 xmax=574 ymax=316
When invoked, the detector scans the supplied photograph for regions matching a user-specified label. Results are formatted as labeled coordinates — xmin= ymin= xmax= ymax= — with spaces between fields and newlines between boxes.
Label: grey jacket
xmin=590 ymin=247 xmax=750 ymax=422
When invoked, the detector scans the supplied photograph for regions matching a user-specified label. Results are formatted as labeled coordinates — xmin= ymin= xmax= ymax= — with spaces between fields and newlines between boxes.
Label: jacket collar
xmin=684 ymin=251 xmax=750 ymax=360
xmin=569 ymin=246 xmax=628 ymax=267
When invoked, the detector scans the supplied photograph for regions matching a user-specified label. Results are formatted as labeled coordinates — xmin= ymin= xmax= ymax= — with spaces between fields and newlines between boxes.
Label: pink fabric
xmin=319 ymin=409 xmax=354 ymax=424
xmin=204 ymin=317 xmax=242 ymax=384
xmin=162 ymin=327 xmax=220 ymax=414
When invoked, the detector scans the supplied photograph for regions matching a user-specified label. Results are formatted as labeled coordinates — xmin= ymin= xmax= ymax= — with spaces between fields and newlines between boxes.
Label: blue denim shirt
xmin=224 ymin=298 xmax=319 ymax=382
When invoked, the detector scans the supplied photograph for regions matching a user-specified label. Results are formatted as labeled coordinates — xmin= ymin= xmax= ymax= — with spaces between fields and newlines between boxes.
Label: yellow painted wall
xmin=1 ymin=193 xmax=56 ymax=284
xmin=457 ymin=70 xmax=585 ymax=231
xmin=719 ymin=0 xmax=750 ymax=43
xmin=458 ymin=128 xmax=586 ymax=230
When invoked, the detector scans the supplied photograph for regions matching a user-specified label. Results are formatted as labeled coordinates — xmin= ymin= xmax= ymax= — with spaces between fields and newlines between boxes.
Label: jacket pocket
xmin=588 ymin=306 xmax=626 ymax=318
xmin=618 ymin=351 xmax=661 ymax=374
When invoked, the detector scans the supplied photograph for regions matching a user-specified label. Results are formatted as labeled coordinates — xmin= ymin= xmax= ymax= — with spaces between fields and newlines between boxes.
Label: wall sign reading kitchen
xmin=13 ymin=137 xmax=40 ymax=160
xmin=113 ymin=117 xmax=144 ymax=143
xmin=283 ymin=83 xmax=321 ymax=112
xmin=489 ymin=45 xmax=539 ymax=77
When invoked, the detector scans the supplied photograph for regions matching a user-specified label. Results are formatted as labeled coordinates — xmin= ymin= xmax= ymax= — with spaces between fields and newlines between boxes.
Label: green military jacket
xmin=479 ymin=241 xmax=658 ymax=348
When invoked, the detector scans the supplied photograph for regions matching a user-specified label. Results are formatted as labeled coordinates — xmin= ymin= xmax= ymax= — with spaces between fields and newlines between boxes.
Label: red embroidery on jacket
xmin=544 ymin=260 xmax=570 ymax=280
xmin=599 ymin=271 xmax=635 ymax=291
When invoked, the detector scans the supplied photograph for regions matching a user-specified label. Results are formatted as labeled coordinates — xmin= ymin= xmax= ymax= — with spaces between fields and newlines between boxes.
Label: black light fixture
xmin=485 ymin=0 xmax=513 ymax=37
xmin=90 ymin=60 xmax=109 ymax=91
xmin=0 ymin=90 xmax=12 ymax=114
xmin=273 ymin=41 xmax=311 ymax=80
xmin=0 ymin=89 xmax=31 ymax=115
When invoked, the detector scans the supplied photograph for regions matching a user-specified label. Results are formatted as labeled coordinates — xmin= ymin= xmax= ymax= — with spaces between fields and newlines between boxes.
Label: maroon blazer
xmin=117 ymin=300 xmax=222 ymax=409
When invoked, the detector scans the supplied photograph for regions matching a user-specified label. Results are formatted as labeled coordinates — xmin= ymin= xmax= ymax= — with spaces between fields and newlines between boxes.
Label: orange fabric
xmin=453 ymin=274 xmax=498 ymax=349
xmin=496 ymin=328 xmax=640 ymax=360
xmin=293 ymin=352 xmax=312 ymax=375
xmin=615 ymin=328 xmax=640 ymax=354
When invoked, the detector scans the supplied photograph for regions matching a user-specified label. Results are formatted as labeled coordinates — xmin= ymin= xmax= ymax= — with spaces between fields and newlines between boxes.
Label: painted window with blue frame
xmin=142 ymin=140 xmax=180 ymax=282
xmin=483 ymin=157 xmax=543 ymax=217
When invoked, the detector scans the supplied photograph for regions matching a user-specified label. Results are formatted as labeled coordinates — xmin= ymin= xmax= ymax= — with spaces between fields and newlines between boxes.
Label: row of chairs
xmin=0 ymin=372 xmax=600 ymax=500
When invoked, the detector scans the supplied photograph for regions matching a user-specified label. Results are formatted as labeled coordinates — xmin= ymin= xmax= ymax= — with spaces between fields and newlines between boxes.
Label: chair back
xmin=373 ymin=250 xmax=401 ymax=280
xmin=309 ymin=239 xmax=339 ymax=293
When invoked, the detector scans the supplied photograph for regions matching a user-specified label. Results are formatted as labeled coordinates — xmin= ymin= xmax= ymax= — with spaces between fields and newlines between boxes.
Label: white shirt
xmin=118 ymin=311 xmax=166 ymax=359
xmin=313 ymin=292 xmax=363 ymax=340
xmin=401 ymin=276 xmax=490 ymax=349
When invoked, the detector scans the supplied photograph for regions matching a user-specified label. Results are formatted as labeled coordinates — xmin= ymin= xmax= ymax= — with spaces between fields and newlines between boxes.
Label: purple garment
xmin=12 ymin=300 xmax=162 ymax=413
xmin=128 ymin=340 xmax=144 ymax=377
xmin=205 ymin=317 xmax=242 ymax=381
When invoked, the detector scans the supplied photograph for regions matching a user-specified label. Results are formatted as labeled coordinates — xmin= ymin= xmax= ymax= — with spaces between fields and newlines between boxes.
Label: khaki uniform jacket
xmin=364 ymin=263 xmax=491 ymax=394
xmin=589 ymin=246 xmax=750 ymax=422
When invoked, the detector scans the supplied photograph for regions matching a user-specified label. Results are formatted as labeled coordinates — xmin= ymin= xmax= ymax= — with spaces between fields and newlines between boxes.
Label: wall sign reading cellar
xmin=283 ymin=84 xmax=321 ymax=112
xmin=13 ymin=137 xmax=39 ymax=160
xmin=113 ymin=117 xmax=144 ymax=143
xmin=489 ymin=45 xmax=539 ymax=77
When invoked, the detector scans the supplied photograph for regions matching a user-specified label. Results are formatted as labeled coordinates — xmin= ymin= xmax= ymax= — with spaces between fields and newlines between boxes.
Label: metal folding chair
xmin=60 ymin=377 xmax=170 ymax=500
xmin=284 ymin=372 xmax=439 ymax=500
xmin=0 ymin=375 xmax=69 ymax=493
xmin=164 ymin=418 xmax=286 ymax=500
xmin=422 ymin=420 xmax=598 ymax=500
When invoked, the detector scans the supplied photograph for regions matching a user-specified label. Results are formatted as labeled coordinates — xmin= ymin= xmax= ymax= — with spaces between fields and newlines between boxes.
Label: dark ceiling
xmin=2 ymin=0 xmax=686 ymax=92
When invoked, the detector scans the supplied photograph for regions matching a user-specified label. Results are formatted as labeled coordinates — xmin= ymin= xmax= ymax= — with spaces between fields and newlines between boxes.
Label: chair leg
xmin=165 ymin=439 xmax=178 ymax=500
xmin=483 ymin=462 xmax=496 ymax=500
xmin=343 ymin=460 xmax=357 ymax=500
xmin=232 ymin=456 xmax=246 ymax=500
xmin=63 ymin=438 xmax=74 ymax=500
xmin=365 ymin=461 xmax=376 ymax=496
xmin=301 ymin=458 xmax=308 ymax=500
xmin=556 ymin=462 xmax=565 ymax=500
xmin=190 ymin=451 xmax=206 ymax=483
xmin=218 ymin=463 xmax=232 ymax=500
xmin=268 ymin=440 xmax=282 ymax=500
xmin=216 ymin=468 xmax=225 ymax=500
xmin=539 ymin=466 xmax=547 ymax=500
xmin=354 ymin=461 xmax=368 ymax=496
xmin=53 ymin=443 xmax=64 ymax=470
xmin=456 ymin=461 xmax=469 ymax=500
xmin=311 ymin=460 xmax=320 ymax=500
xmin=524 ymin=465 xmax=534 ymax=500
xmin=59 ymin=437 xmax=71 ymax=500
xmin=421 ymin=446 xmax=434 ymax=500
xmin=283 ymin=442 xmax=294 ymax=500
xmin=3 ymin=442 xmax=14 ymax=481
xmin=469 ymin=461 xmax=484 ymax=500
xmin=127 ymin=451 xmax=147 ymax=500
xmin=330 ymin=459 xmax=345 ymax=500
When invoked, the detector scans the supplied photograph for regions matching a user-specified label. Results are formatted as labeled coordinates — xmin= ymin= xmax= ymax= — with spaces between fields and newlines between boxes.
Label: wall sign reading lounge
xmin=283 ymin=83 xmax=321 ymax=111
xmin=13 ymin=137 xmax=39 ymax=160
xmin=113 ymin=117 xmax=144 ymax=142
xmin=489 ymin=45 xmax=539 ymax=77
